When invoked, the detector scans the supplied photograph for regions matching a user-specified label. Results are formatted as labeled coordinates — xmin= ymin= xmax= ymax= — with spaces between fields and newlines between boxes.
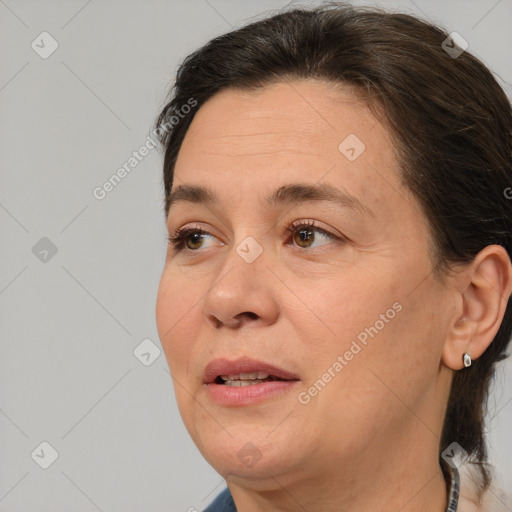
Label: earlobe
xmin=441 ymin=315 xmax=476 ymax=371
xmin=441 ymin=245 xmax=512 ymax=371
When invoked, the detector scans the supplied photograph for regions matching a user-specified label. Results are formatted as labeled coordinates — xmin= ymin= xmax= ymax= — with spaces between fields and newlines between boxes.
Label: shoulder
xmin=202 ymin=487 xmax=236 ymax=512
xmin=458 ymin=461 xmax=511 ymax=512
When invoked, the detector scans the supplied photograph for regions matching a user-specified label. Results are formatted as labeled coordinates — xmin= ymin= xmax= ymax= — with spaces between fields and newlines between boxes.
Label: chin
xmin=196 ymin=430 xmax=296 ymax=480
xmin=206 ymin=452 xmax=296 ymax=488
xmin=196 ymin=429 xmax=312 ymax=491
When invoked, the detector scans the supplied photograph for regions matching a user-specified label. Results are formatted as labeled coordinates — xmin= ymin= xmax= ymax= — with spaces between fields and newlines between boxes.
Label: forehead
xmin=172 ymin=80 xmax=416 ymax=226
xmin=177 ymin=80 xmax=376 ymax=160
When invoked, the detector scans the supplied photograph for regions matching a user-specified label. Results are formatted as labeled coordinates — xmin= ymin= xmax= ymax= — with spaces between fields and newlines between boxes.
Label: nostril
xmin=206 ymin=311 xmax=259 ymax=329
xmin=230 ymin=312 xmax=259 ymax=327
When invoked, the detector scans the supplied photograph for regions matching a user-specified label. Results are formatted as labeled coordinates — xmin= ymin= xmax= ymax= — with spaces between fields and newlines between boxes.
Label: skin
xmin=155 ymin=79 xmax=512 ymax=511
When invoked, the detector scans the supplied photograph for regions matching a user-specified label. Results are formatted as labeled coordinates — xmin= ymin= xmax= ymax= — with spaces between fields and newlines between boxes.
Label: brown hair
xmin=154 ymin=1 xmax=512 ymax=491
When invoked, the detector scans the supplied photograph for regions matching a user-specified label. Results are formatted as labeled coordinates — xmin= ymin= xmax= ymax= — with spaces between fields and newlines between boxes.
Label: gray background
xmin=0 ymin=0 xmax=511 ymax=510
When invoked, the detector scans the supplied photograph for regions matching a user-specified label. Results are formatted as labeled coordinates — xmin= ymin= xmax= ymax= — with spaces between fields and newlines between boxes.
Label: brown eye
xmin=167 ymin=227 xmax=216 ymax=252
xmin=294 ymin=226 xmax=316 ymax=248
xmin=286 ymin=220 xmax=339 ymax=249
xmin=184 ymin=232 xmax=204 ymax=250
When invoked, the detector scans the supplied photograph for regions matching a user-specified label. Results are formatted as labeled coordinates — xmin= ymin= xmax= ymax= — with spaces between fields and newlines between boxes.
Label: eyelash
xmin=166 ymin=220 xmax=342 ymax=253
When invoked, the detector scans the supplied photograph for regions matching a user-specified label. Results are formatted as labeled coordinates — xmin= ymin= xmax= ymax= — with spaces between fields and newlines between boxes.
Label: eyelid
xmin=167 ymin=219 xmax=345 ymax=253
xmin=284 ymin=219 xmax=342 ymax=241
xmin=167 ymin=223 xmax=219 ymax=248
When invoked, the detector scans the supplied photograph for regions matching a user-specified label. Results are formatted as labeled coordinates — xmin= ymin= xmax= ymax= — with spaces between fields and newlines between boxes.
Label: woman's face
xmin=156 ymin=80 xmax=456 ymax=488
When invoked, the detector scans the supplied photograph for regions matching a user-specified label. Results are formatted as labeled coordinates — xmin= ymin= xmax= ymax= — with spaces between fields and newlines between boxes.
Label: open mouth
xmin=214 ymin=372 xmax=287 ymax=387
xmin=204 ymin=359 xmax=300 ymax=405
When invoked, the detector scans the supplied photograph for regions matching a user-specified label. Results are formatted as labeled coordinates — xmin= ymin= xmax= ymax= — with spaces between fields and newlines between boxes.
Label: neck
xmin=228 ymin=426 xmax=449 ymax=512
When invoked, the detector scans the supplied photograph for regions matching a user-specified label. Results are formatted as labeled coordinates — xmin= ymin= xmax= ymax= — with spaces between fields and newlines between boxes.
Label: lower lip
xmin=205 ymin=380 xmax=300 ymax=406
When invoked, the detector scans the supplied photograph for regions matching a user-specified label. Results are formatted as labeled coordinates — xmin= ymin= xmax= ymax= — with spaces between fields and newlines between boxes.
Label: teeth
xmin=220 ymin=372 xmax=270 ymax=381
xmin=223 ymin=379 xmax=265 ymax=387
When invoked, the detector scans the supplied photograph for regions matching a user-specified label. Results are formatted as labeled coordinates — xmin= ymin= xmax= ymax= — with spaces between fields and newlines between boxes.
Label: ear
xmin=442 ymin=245 xmax=512 ymax=370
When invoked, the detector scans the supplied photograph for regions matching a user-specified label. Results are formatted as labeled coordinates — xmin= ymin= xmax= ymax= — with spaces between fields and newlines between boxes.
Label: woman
xmin=154 ymin=3 xmax=512 ymax=511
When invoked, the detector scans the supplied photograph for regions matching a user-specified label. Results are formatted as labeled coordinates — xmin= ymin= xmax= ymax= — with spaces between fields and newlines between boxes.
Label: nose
xmin=201 ymin=246 xmax=280 ymax=329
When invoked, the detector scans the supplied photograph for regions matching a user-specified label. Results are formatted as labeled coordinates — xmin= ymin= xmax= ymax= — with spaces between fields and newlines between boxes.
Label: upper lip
xmin=203 ymin=357 xmax=300 ymax=384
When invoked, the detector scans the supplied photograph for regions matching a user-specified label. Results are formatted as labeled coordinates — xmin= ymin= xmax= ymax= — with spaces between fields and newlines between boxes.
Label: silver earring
xmin=463 ymin=353 xmax=472 ymax=368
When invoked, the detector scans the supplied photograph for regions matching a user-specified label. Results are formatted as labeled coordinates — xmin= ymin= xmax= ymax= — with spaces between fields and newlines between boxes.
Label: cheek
xmin=156 ymin=271 xmax=210 ymax=431
xmin=300 ymin=293 xmax=443 ymax=457
xmin=343 ymin=278 xmax=449 ymax=412
xmin=301 ymin=265 xmax=401 ymax=346
xmin=300 ymin=265 xmax=443 ymax=411
xmin=155 ymin=270 xmax=204 ymax=374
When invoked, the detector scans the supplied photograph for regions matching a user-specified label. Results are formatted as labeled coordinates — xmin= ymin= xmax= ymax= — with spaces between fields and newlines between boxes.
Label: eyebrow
xmin=167 ymin=182 xmax=373 ymax=217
